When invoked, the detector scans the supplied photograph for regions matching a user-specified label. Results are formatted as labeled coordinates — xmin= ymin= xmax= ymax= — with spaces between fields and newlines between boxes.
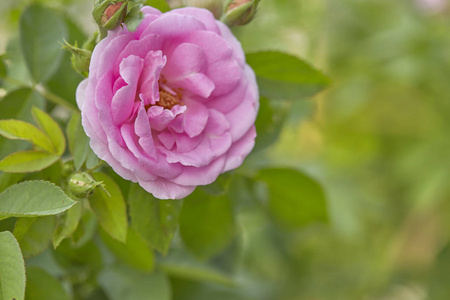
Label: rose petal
xmin=223 ymin=126 xmax=256 ymax=172
xmin=168 ymin=7 xmax=220 ymax=34
xmin=139 ymin=51 xmax=166 ymax=106
xmin=225 ymin=66 xmax=259 ymax=141
xmin=111 ymin=55 xmax=144 ymax=125
xmin=148 ymin=104 xmax=186 ymax=131
xmin=170 ymin=155 xmax=227 ymax=186
xmin=76 ymin=79 xmax=88 ymax=109
xmin=144 ymin=13 xmax=206 ymax=38
xmin=163 ymin=43 xmax=215 ymax=98
xmin=139 ymin=178 xmax=196 ymax=200
xmin=180 ymin=100 xmax=209 ymax=138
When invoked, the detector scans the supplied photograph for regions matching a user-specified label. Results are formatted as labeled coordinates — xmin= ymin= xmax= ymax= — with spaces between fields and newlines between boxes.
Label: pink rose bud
xmin=76 ymin=6 xmax=259 ymax=199
xmin=222 ymin=0 xmax=260 ymax=26
xmin=93 ymin=0 xmax=128 ymax=31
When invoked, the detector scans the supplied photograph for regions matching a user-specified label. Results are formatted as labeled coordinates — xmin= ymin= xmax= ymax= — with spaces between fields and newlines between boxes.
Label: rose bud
xmin=68 ymin=172 xmax=103 ymax=198
xmin=61 ymin=40 xmax=92 ymax=77
xmin=222 ymin=0 xmax=260 ymax=26
xmin=76 ymin=6 xmax=259 ymax=199
xmin=93 ymin=0 xmax=128 ymax=31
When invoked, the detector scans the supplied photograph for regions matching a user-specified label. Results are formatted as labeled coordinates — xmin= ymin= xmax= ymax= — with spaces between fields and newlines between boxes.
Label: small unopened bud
xmin=61 ymin=40 xmax=92 ymax=77
xmin=69 ymin=172 xmax=104 ymax=198
xmin=93 ymin=0 xmax=128 ymax=31
xmin=222 ymin=0 xmax=260 ymax=26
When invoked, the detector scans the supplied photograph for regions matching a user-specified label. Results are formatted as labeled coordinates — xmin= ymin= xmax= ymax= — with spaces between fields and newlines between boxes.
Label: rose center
xmin=156 ymin=88 xmax=182 ymax=109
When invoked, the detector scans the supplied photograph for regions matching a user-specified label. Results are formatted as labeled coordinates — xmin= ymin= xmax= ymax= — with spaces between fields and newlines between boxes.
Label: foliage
xmin=0 ymin=0 xmax=414 ymax=300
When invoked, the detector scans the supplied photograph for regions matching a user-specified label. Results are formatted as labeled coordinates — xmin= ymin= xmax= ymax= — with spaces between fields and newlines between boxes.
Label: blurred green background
xmin=2 ymin=0 xmax=450 ymax=299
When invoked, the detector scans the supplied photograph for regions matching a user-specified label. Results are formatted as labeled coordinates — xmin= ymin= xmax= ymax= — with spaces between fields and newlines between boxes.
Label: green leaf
xmin=100 ymin=227 xmax=154 ymax=272
xmin=90 ymin=172 xmax=128 ymax=242
xmin=45 ymin=15 xmax=86 ymax=107
xmin=20 ymin=4 xmax=68 ymax=83
xmin=254 ymin=97 xmax=287 ymax=151
xmin=0 ymin=89 xmax=45 ymax=161
xmin=160 ymin=250 xmax=236 ymax=286
xmin=13 ymin=216 xmax=56 ymax=258
xmin=428 ymin=242 xmax=450 ymax=299
xmin=0 ymin=119 xmax=55 ymax=153
xmin=0 ymin=172 xmax=25 ymax=193
xmin=25 ymin=267 xmax=70 ymax=300
xmin=256 ymin=168 xmax=328 ymax=228
xmin=0 ymin=150 xmax=60 ymax=173
xmin=32 ymin=107 xmax=65 ymax=155
xmin=128 ymin=183 xmax=181 ymax=255
xmin=246 ymin=51 xmax=330 ymax=100
xmin=0 ymin=231 xmax=25 ymax=300
xmin=52 ymin=201 xmax=82 ymax=248
xmin=71 ymin=210 xmax=97 ymax=248
xmin=53 ymin=239 xmax=102 ymax=273
xmin=179 ymin=189 xmax=235 ymax=259
xmin=66 ymin=112 xmax=93 ymax=170
xmin=200 ymin=173 xmax=232 ymax=196
xmin=145 ymin=0 xmax=171 ymax=12
xmin=66 ymin=112 xmax=79 ymax=156
xmin=0 ymin=54 xmax=7 ymax=78
xmin=0 ymin=88 xmax=45 ymax=121
xmin=98 ymin=266 xmax=171 ymax=300
xmin=0 ymin=181 xmax=75 ymax=220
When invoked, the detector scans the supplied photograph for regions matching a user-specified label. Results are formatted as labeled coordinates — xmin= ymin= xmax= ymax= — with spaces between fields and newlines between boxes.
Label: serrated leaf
xmin=0 ymin=181 xmax=75 ymax=220
xmin=20 ymin=4 xmax=68 ymax=83
xmin=90 ymin=173 xmax=128 ymax=242
xmin=0 ymin=150 xmax=60 ymax=173
xmin=179 ymin=189 xmax=235 ymax=259
xmin=14 ymin=216 xmax=56 ymax=258
xmin=256 ymin=168 xmax=328 ymax=228
xmin=0 ymin=231 xmax=26 ymax=300
xmin=246 ymin=51 xmax=330 ymax=100
xmin=32 ymin=107 xmax=65 ymax=155
xmin=100 ymin=227 xmax=154 ymax=272
xmin=52 ymin=201 xmax=82 ymax=248
xmin=128 ymin=183 xmax=180 ymax=255
xmin=0 ymin=119 xmax=55 ymax=153
xmin=25 ymin=267 xmax=70 ymax=300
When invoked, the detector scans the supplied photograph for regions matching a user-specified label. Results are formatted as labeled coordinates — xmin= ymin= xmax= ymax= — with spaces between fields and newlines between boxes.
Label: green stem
xmin=98 ymin=26 xmax=108 ymax=40
xmin=1 ymin=76 xmax=28 ymax=88
xmin=35 ymin=85 xmax=79 ymax=112
xmin=1 ymin=76 xmax=79 ymax=112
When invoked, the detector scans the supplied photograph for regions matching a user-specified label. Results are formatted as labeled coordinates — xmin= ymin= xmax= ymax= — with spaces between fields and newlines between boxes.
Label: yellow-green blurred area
xmin=2 ymin=0 xmax=450 ymax=299
xmin=237 ymin=0 xmax=450 ymax=299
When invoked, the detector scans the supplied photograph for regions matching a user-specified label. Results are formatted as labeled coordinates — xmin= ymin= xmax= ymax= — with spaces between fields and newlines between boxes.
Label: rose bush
xmin=76 ymin=6 xmax=259 ymax=199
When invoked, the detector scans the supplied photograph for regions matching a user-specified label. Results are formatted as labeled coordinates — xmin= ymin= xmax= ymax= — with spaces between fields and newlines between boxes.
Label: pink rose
xmin=76 ymin=6 xmax=259 ymax=199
